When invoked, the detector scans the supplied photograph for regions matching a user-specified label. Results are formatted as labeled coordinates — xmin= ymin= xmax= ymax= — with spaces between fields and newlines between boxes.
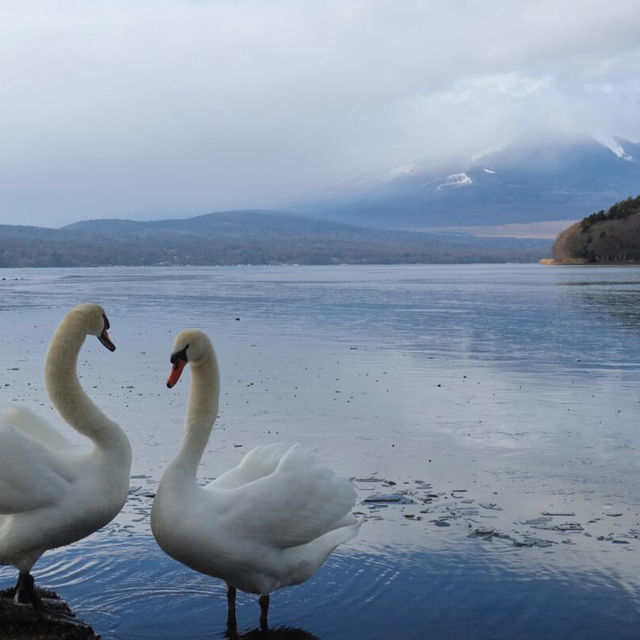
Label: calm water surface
xmin=1 ymin=264 xmax=640 ymax=638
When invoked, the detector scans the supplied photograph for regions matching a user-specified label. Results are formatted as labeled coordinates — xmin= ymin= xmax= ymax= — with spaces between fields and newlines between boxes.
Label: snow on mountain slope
xmin=438 ymin=173 xmax=473 ymax=189
xmin=303 ymin=137 xmax=640 ymax=229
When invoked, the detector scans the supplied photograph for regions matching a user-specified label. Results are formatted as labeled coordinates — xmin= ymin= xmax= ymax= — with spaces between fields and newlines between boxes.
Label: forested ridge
xmin=552 ymin=195 xmax=640 ymax=263
xmin=0 ymin=211 xmax=547 ymax=266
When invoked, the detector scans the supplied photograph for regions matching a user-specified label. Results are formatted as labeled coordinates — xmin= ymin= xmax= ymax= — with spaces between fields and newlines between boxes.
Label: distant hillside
xmin=0 ymin=209 xmax=548 ymax=267
xmin=64 ymin=210 xmax=355 ymax=236
xmin=302 ymin=138 xmax=640 ymax=229
xmin=552 ymin=195 xmax=640 ymax=263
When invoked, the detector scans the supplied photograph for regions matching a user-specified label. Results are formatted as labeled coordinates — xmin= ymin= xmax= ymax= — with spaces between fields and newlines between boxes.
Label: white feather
xmin=0 ymin=304 xmax=131 ymax=575
xmin=0 ymin=424 xmax=71 ymax=514
xmin=151 ymin=330 xmax=360 ymax=600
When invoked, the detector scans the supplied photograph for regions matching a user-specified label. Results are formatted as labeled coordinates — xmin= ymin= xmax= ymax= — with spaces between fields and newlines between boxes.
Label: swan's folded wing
xmin=0 ymin=405 xmax=71 ymax=450
xmin=0 ymin=425 xmax=72 ymax=514
xmin=216 ymin=445 xmax=357 ymax=548
xmin=208 ymin=443 xmax=293 ymax=489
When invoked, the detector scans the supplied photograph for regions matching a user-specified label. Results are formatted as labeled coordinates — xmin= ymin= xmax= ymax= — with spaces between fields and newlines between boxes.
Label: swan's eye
xmin=102 ymin=313 xmax=110 ymax=331
xmin=170 ymin=345 xmax=189 ymax=364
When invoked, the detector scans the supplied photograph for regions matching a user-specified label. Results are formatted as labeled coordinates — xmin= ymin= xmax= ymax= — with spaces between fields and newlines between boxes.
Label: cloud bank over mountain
xmin=1 ymin=1 xmax=640 ymax=225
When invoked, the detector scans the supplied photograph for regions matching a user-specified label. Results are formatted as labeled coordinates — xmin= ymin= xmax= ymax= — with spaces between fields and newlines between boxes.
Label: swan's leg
xmin=259 ymin=594 xmax=270 ymax=631
xmin=13 ymin=572 xmax=44 ymax=612
xmin=226 ymin=583 xmax=237 ymax=630
xmin=12 ymin=571 xmax=28 ymax=602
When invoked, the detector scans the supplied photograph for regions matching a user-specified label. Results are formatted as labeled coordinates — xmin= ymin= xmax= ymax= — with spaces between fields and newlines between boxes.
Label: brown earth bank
xmin=551 ymin=194 xmax=640 ymax=263
xmin=539 ymin=258 xmax=640 ymax=265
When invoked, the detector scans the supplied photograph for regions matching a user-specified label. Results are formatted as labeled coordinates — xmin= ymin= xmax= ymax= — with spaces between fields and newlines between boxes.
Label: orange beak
xmin=167 ymin=359 xmax=186 ymax=388
xmin=98 ymin=329 xmax=116 ymax=352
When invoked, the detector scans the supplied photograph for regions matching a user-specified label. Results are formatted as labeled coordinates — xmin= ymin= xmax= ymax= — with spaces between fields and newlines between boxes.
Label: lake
xmin=1 ymin=264 xmax=640 ymax=638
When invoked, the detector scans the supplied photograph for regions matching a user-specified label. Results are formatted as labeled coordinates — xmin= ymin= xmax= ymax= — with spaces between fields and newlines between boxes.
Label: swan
xmin=0 ymin=303 xmax=132 ymax=610
xmin=151 ymin=330 xmax=359 ymax=630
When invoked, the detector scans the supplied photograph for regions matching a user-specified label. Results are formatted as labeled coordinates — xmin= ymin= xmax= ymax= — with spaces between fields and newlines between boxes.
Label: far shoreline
xmin=539 ymin=258 xmax=640 ymax=266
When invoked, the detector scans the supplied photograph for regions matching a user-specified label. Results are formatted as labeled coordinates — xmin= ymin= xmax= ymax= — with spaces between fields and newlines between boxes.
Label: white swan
xmin=151 ymin=330 xmax=359 ymax=630
xmin=0 ymin=303 xmax=132 ymax=609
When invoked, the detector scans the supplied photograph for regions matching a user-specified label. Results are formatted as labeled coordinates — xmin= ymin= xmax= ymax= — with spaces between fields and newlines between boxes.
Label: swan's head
xmin=70 ymin=303 xmax=116 ymax=351
xmin=167 ymin=329 xmax=212 ymax=388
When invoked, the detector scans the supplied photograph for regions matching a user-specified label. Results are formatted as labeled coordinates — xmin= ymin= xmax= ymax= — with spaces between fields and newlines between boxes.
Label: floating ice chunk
xmin=479 ymin=502 xmax=503 ymax=511
xmin=363 ymin=493 xmax=414 ymax=504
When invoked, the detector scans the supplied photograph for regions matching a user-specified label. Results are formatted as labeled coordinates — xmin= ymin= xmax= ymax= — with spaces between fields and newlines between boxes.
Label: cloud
xmin=1 ymin=0 xmax=640 ymax=225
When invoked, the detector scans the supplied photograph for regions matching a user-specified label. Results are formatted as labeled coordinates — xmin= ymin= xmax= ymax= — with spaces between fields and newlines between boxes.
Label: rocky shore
xmin=0 ymin=587 xmax=98 ymax=640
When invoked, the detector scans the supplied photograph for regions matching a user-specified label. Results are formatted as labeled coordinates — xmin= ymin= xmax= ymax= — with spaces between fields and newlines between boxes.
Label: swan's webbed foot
xmin=13 ymin=572 xmax=45 ymax=612
xmin=226 ymin=583 xmax=237 ymax=630
xmin=259 ymin=594 xmax=270 ymax=631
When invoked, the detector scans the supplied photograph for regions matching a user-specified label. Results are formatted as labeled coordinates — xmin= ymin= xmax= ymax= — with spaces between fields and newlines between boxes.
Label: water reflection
xmin=225 ymin=627 xmax=319 ymax=639
xmin=3 ymin=265 xmax=640 ymax=637
xmin=2 ymin=532 xmax=640 ymax=639
xmin=568 ymin=287 xmax=640 ymax=322
xmin=5 ymin=263 xmax=640 ymax=375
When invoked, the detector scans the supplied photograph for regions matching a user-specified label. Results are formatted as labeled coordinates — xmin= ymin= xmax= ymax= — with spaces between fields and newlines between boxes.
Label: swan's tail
xmin=321 ymin=519 xmax=361 ymax=548
xmin=283 ymin=519 xmax=361 ymax=588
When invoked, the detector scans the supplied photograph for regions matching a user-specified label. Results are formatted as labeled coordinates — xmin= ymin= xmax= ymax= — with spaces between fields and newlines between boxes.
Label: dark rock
xmin=0 ymin=586 xmax=98 ymax=639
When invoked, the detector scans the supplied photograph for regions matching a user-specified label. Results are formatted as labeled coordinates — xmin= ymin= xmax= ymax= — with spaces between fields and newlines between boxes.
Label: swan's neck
xmin=44 ymin=312 xmax=128 ymax=455
xmin=173 ymin=352 xmax=220 ymax=480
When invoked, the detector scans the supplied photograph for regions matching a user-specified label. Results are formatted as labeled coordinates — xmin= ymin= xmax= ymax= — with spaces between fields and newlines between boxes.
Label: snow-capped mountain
xmin=303 ymin=138 xmax=640 ymax=230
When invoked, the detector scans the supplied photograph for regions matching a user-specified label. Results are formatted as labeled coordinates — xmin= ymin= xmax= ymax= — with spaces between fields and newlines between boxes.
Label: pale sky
xmin=1 ymin=0 xmax=640 ymax=226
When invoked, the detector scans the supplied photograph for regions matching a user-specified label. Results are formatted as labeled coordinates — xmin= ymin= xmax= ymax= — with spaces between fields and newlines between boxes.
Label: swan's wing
xmin=212 ymin=445 xmax=357 ymax=548
xmin=0 ymin=405 xmax=71 ymax=450
xmin=208 ymin=443 xmax=293 ymax=489
xmin=0 ymin=424 xmax=72 ymax=514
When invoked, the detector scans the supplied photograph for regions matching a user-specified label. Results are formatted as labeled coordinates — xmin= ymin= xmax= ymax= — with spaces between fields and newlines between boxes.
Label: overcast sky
xmin=2 ymin=0 xmax=640 ymax=226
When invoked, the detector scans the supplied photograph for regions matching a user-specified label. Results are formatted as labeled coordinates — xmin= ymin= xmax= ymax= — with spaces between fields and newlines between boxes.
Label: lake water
xmin=1 ymin=264 xmax=640 ymax=638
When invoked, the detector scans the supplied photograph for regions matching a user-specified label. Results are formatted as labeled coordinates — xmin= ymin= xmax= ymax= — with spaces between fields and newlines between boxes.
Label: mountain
xmin=552 ymin=194 xmax=640 ymax=263
xmin=6 ymin=136 xmax=639 ymax=266
xmin=0 ymin=210 xmax=548 ymax=267
xmin=63 ymin=210 xmax=355 ymax=236
xmin=302 ymin=138 xmax=640 ymax=230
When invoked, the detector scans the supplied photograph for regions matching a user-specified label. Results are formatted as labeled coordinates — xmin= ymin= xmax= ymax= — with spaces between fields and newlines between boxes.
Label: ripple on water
xmin=2 ymin=534 xmax=640 ymax=639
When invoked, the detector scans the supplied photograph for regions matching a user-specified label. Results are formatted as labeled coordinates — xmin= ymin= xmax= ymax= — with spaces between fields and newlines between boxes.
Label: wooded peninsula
xmin=552 ymin=194 xmax=640 ymax=264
